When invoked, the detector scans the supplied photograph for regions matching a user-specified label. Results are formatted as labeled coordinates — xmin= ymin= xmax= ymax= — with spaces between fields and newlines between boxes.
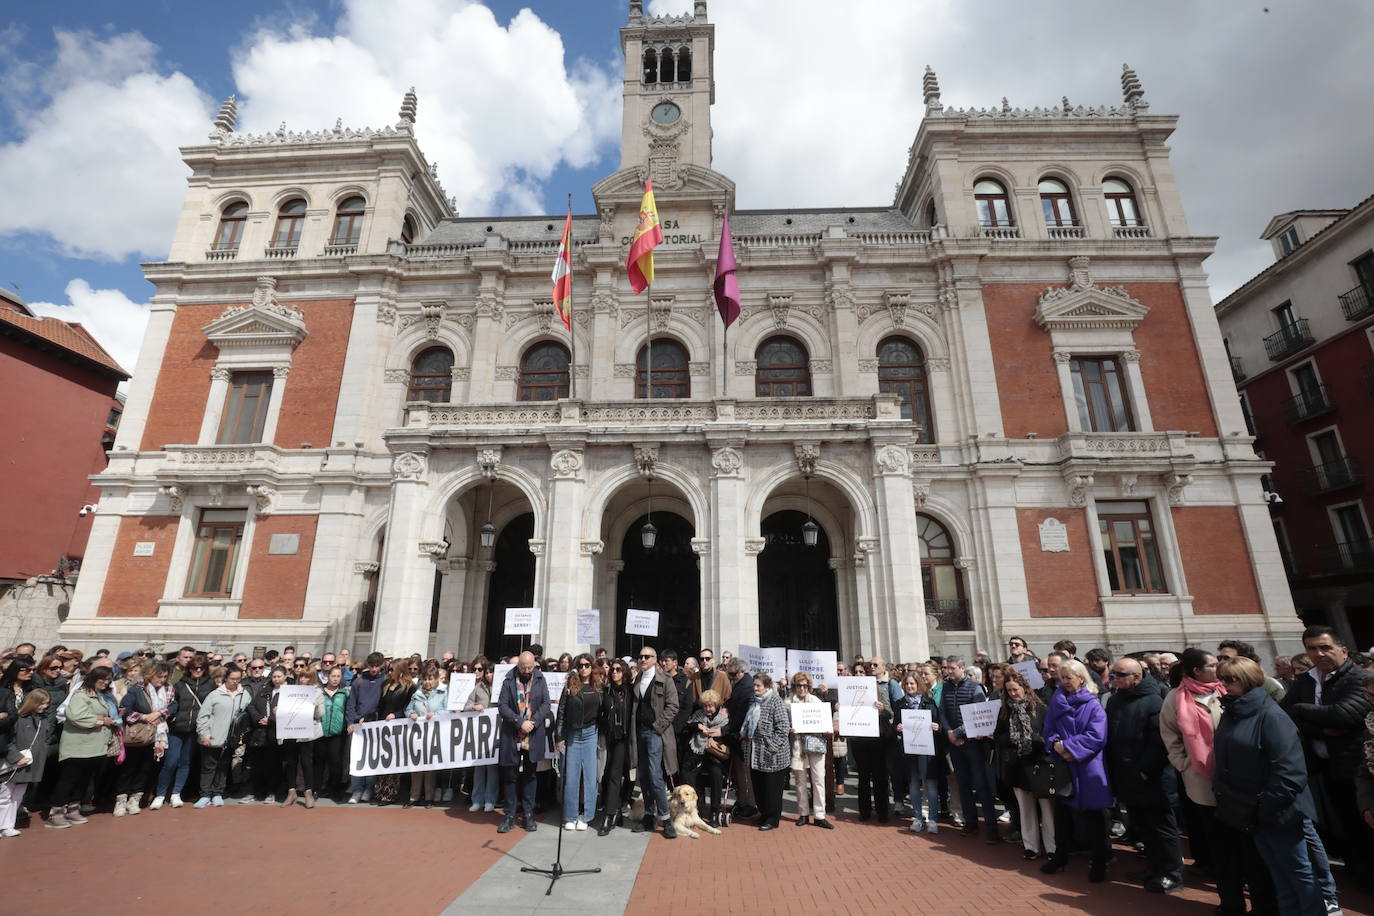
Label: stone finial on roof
xmin=210 ymin=94 xmax=237 ymax=139
xmin=922 ymin=65 xmax=942 ymax=114
xmin=398 ymin=86 xmax=418 ymax=127
xmin=629 ymin=0 xmax=643 ymax=23
xmin=694 ymin=0 xmax=708 ymax=21
xmin=1121 ymin=63 xmax=1147 ymax=110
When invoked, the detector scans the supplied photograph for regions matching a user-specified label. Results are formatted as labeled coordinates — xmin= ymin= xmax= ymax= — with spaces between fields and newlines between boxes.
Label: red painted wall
xmin=0 ymin=336 xmax=119 ymax=579
xmin=1172 ymin=507 xmax=1262 ymax=614
xmin=1017 ymin=508 xmax=1102 ymax=617
xmin=99 ymin=515 xmax=180 ymax=616
xmin=238 ymin=515 xmax=318 ymax=619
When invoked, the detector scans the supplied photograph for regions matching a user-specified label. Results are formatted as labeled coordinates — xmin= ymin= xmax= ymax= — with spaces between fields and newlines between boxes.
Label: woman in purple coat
xmin=1040 ymin=659 xmax=1112 ymax=882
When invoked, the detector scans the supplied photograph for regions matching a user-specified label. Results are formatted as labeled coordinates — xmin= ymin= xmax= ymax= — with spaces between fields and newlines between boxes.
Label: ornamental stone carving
xmin=690 ymin=537 xmax=711 ymax=556
xmin=383 ymin=369 xmax=410 ymax=384
xmin=911 ymin=481 xmax=931 ymax=508
xmin=824 ymin=284 xmax=856 ymax=313
xmin=857 ymin=536 xmax=881 ymax=555
xmin=1052 ymin=349 xmax=1074 ymax=365
xmin=1035 ymin=257 xmax=1149 ymax=332
xmin=734 ymin=360 xmax=757 ymax=376
xmin=210 ymin=366 xmax=232 ymax=382
xmin=795 ymin=442 xmax=820 ymax=477
xmin=476 ymin=448 xmax=501 ymax=479
xmin=810 ymin=359 xmax=833 ymax=374
xmin=634 ymin=443 xmax=659 ymax=478
xmin=689 ymin=361 xmax=710 ymax=377
xmin=272 ymin=365 xmax=290 ymax=379
xmin=768 ymin=293 xmax=793 ymax=329
xmin=884 ymin=291 xmax=909 ymax=327
xmin=744 ymin=537 xmax=766 ymax=556
xmin=613 ymin=363 xmax=636 ymax=378
xmin=875 ymin=444 xmax=910 ymax=475
xmin=953 ymin=556 xmax=974 ymax=571
xmin=353 ymin=561 xmax=380 ymax=576
xmin=1119 ymin=349 xmax=1141 ymax=364
xmin=550 ymin=448 xmax=584 ymax=479
xmin=494 ymin=366 xmax=519 ymax=380
xmin=376 ymin=304 xmax=396 ymax=325
xmin=711 ymin=446 xmax=743 ymax=478
xmin=475 ymin=291 xmax=504 ymax=324
xmin=452 ymin=367 xmax=471 ymax=381
xmin=527 ymin=539 xmax=545 ymax=557
xmin=159 ymin=485 xmax=184 ymax=513
xmin=1120 ymin=473 xmax=1139 ymax=495
xmin=1166 ymin=472 xmax=1194 ymax=506
xmin=418 ymin=540 xmax=448 ymax=559
xmin=392 ymin=451 xmax=428 ymax=482
xmin=420 ymin=300 xmax=446 ymax=339
xmin=927 ymin=357 xmax=950 ymax=372
xmin=580 ymin=539 xmax=604 ymax=557
xmin=245 ymin=484 xmax=276 ymax=517
xmin=1065 ymin=471 xmax=1095 ymax=507
xmin=206 ymin=484 xmax=225 ymax=507
xmin=910 ymin=446 xmax=942 ymax=465
xmin=857 ymin=359 xmax=879 ymax=374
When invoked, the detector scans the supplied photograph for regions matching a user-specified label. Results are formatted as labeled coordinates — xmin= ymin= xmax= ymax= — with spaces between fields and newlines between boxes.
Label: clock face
xmin=650 ymin=102 xmax=681 ymax=125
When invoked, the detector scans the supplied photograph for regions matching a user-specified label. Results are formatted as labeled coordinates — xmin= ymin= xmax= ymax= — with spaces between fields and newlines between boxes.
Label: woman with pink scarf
xmin=1160 ymin=648 xmax=1269 ymax=916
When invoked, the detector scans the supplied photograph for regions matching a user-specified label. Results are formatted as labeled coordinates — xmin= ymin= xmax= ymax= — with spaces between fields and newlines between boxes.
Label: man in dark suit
xmin=631 ymin=645 xmax=678 ymax=838
xmin=496 ymin=651 xmax=550 ymax=833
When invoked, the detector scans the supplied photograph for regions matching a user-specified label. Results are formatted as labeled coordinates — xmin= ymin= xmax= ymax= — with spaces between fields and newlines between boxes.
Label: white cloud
xmin=231 ymin=0 xmax=623 ymax=215
xmin=0 ymin=31 xmax=212 ymax=260
xmin=29 ymin=280 xmax=150 ymax=383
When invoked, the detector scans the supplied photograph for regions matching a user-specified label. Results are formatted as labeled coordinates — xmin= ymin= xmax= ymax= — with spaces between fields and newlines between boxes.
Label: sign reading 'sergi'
xmin=349 ymin=709 xmax=500 ymax=776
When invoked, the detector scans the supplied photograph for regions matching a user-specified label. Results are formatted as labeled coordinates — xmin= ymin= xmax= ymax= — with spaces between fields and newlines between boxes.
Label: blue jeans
xmin=156 ymin=732 xmax=195 ymax=797
xmin=949 ymin=740 xmax=997 ymax=831
xmin=636 ymin=729 xmax=670 ymax=820
xmin=907 ymin=762 xmax=939 ymax=822
xmin=470 ymin=765 xmax=499 ymax=807
xmin=562 ymin=726 xmax=599 ymax=822
xmin=349 ymin=774 xmax=375 ymax=796
xmin=1249 ymin=818 xmax=1330 ymax=915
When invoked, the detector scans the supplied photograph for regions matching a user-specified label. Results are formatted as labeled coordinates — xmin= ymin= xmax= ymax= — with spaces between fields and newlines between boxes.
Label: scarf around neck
xmin=1176 ymin=675 xmax=1224 ymax=778
xmin=1007 ymin=698 xmax=1034 ymax=756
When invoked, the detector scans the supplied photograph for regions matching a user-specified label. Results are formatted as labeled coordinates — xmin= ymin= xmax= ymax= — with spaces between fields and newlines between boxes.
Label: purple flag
xmin=713 ymin=209 xmax=740 ymax=327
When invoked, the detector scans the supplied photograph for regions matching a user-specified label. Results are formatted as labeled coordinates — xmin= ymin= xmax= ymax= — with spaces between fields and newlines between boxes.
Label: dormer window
xmin=212 ymin=201 xmax=248 ymax=251
xmin=1278 ymin=225 xmax=1300 ymax=256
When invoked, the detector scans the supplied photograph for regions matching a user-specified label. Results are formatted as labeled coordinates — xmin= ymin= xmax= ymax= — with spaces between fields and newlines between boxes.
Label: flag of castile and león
xmin=551 ymin=207 xmax=573 ymax=331
xmin=625 ymin=177 xmax=664 ymax=293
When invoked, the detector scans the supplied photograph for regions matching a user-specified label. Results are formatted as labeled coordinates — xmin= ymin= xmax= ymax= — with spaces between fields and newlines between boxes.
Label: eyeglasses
xmin=699 ymin=656 xmax=712 ymax=662
xmin=248 ymin=665 xmax=264 ymax=672
xmin=638 ymin=654 xmax=654 ymax=660
xmin=1219 ymin=675 xmax=1241 ymax=685
xmin=1108 ymin=672 xmax=1131 ymax=679
xmin=577 ymin=661 xmax=592 ymax=669
xmin=474 ymin=666 xmax=487 ymax=672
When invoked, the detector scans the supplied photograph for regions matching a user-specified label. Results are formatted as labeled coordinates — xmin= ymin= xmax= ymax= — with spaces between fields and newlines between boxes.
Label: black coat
xmin=377 ymin=683 xmax=417 ymax=720
xmin=170 ymin=674 xmax=215 ymax=734
xmin=670 ymin=671 xmax=693 ymax=738
xmin=601 ymin=682 xmax=632 ymax=743
xmin=497 ymin=670 xmax=550 ymax=766
xmin=1214 ymin=686 xmax=1316 ymax=828
xmin=993 ymin=700 xmax=1048 ymax=790
xmin=724 ymin=673 xmax=753 ymax=737
xmin=1281 ymin=660 xmax=1373 ymax=779
xmin=1104 ymin=675 xmax=1176 ymax=805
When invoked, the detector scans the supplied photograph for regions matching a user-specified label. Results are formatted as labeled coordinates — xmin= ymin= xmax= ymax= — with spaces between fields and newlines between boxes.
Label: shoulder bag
xmin=123 ymin=688 xmax=158 ymax=748
xmin=1028 ymin=756 xmax=1074 ymax=799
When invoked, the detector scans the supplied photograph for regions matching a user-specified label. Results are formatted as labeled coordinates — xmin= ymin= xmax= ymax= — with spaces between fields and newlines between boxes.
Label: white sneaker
xmin=348 ymin=794 xmax=360 ymax=805
xmin=193 ymin=797 xmax=211 ymax=809
xmin=927 ymin=821 xmax=939 ymax=834
xmin=564 ymin=820 xmax=578 ymax=830
xmin=909 ymin=819 xmax=923 ymax=832
xmin=212 ymin=796 xmax=224 ymax=806
xmin=469 ymin=802 xmax=481 ymax=812
xmin=1 ymin=828 xmax=19 ymax=838
xmin=575 ymin=819 xmax=588 ymax=831
xmin=149 ymin=797 xmax=164 ymax=811
xmin=484 ymin=803 xmax=495 ymax=812
xmin=169 ymin=794 xmax=184 ymax=808
xmin=998 ymin=811 xmax=1012 ymax=824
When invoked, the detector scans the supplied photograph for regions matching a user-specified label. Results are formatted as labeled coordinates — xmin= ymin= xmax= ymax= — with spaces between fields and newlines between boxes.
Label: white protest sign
xmin=544 ymin=672 xmax=568 ymax=706
xmin=494 ymin=663 xmax=515 ymax=688
xmin=1012 ymin=660 xmax=1045 ymax=691
xmin=625 ymin=608 xmax=659 ymax=637
xmin=576 ymin=609 xmax=600 ymax=645
xmin=789 ymin=701 xmax=832 ymax=734
xmin=837 ymin=704 xmax=880 ymax=737
xmin=788 ymin=649 xmax=838 ymax=686
xmin=739 ymin=645 xmax=786 ymax=680
xmin=504 ymin=607 xmax=541 ymax=636
xmin=836 ymin=675 xmax=878 ymax=708
xmin=960 ymin=699 xmax=1002 ymax=739
xmin=901 ymin=708 xmax=936 ymax=755
xmin=348 ymin=709 xmax=499 ymax=776
xmin=446 ymin=673 xmax=477 ymax=711
xmin=275 ymin=685 xmax=319 ymax=741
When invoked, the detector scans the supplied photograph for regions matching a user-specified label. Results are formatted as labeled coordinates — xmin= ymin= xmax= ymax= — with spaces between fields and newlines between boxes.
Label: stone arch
xmin=744 ymin=456 xmax=877 ymax=543
xmin=386 ymin=323 xmax=472 ymax=375
xmin=269 ymin=186 xmax=314 ymax=210
xmin=326 ymin=184 xmax=370 ymax=208
xmin=211 ymin=189 xmax=255 ymax=212
xmin=1034 ymin=165 xmax=1087 ymax=196
xmin=854 ymin=312 xmax=947 ymax=363
xmin=1087 ymin=162 xmax=1152 ymax=192
xmin=427 ymin=463 xmax=548 ymax=544
xmin=494 ymin=325 xmax=572 ymax=376
xmin=582 ymin=460 xmax=708 ymax=546
xmin=611 ymin=320 xmax=709 ymax=367
xmin=730 ymin=308 xmax=834 ymax=364
xmin=756 ymin=490 xmax=849 ymax=563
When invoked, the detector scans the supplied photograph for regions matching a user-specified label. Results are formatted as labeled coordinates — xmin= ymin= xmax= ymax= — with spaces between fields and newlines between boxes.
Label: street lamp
xmin=642 ymin=476 xmax=657 ymax=550
xmin=802 ymin=474 xmax=819 ymax=548
xmin=479 ymin=477 xmax=496 ymax=548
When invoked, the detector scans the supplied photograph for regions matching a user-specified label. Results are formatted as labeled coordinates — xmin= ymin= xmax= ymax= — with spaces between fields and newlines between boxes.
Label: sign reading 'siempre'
xmin=349 ymin=710 xmax=499 ymax=776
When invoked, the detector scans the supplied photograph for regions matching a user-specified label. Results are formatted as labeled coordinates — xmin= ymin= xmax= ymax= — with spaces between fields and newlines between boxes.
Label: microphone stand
xmin=520 ymin=728 xmax=601 ymax=895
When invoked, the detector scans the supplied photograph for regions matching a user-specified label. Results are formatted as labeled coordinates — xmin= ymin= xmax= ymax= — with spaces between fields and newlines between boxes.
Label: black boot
xmin=497 ymin=815 xmax=515 ymax=833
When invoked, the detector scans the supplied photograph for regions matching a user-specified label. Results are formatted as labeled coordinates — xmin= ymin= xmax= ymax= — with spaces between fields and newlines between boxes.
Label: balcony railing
xmin=979 ymin=225 xmax=1021 ymax=240
xmin=1280 ymin=385 xmax=1334 ymax=424
xmin=1112 ymin=224 xmax=1151 ymax=239
xmin=205 ymin=248 xmax=238 ymax=261
xmin=1046 ymin=223 xmax=1085 ymax=240
xmin=1299 ymin=456 xmax=1364 ymax=494
xmin=1316 ymin=539 xmax=1374 ymax=573
xmin=322 ymin=244 xmax=357 ymax=257
xmin=263 ymin=246 xmax=298 ymax=260
xmin=1263 ymin=320 xmax=1315 ymax=361
xmin=1230 ymin=356 xmax=1246 ymax=383
xmin=1338 ymin=284 xmax=1374 ymax=321
xmin=926 ymin=598 xmax=972 ymax=631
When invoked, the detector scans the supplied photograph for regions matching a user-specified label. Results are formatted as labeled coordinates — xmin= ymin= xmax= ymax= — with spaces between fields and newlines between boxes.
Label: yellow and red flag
xmin=551 ymin=206 xmax=572 ymax=331
xmin=625 ymin=177 xmax=663 ymax=293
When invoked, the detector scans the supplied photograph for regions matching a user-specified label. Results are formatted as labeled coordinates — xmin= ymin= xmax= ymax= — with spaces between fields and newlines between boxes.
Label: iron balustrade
xmin=1280 ymin=384 xmax=1333 ymax=424
xmin=1263 ymin=320 xmax=1314 ymax=361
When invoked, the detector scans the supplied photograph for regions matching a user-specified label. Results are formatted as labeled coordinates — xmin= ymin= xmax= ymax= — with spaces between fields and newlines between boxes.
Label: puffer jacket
xmin=1282 ymin=660 xmax=1373 ymax=779
xmin=170 ymin=674 xmax=215 ymax=734
xmin=1215 ymin=685 xmax=1316 ymax=829
xmin=196 ymin=684 xmax=252 ymax=748
xmin=406 ymin=685 xmax=449 ymax=719
xmin=320 ymin=687 xmax=349 ymax=737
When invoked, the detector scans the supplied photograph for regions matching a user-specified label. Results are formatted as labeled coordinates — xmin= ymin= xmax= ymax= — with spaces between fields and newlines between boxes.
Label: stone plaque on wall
xmin=1038 ymin=518 xmax=1069 ymax=552
xmin=268 ymin=533 xmax=300 ymax=555
xmin=132 ymin=542 xmax=155 ymax=557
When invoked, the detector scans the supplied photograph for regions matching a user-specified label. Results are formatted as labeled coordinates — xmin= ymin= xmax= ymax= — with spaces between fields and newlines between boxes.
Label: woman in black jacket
xmin=596 ymin=658 xmax=633 ymax=836
xmin=554 ymin=654 xmax=603 ymax=830
xmin=993 ymin=668 xmax=1053 ymax=860
xmin=1214 ymin=656 xmax=1338 ymax=915
xmin=371 ymin=659 xmax=417 ymax=805
xmin=244 ymin=665 xmax=288 ymax=803
xmin=153 ymin=655 xmax=213 ymax=809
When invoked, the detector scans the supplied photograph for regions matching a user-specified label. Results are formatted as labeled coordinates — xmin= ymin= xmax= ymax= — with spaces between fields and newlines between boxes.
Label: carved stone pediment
xmin=1034 ymin=257 xmax=1148 ymax=332
xmin=204 ymin=278 xmax=308 ymax=350
xmin=591 ymin=164 xmax=736 ymax=205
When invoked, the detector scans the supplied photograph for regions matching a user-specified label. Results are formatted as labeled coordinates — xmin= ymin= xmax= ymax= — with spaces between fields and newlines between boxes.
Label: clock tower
xmin=619 ymin=0 xmax=715 ymax=187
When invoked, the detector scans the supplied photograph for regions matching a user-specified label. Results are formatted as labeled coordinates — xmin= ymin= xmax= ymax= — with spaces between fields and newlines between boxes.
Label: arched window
xmin=917 ymin=513 xmax=968 ymax=628
xmin=400 ymin=214 xmax=417 ymax=245
xmin=1103 ymin=178 xmax=1142 ymax=227
xmin=406 ymin=346 xmax=454 ymax=402
xmin=974 ymin=178 xmax=1012 ymax=228
xmin=642 ymin=48 xmax=658 ymax=84
xmin=271 ymin=198 xmax=306 ymax=249
xmin=517 ymin=342 xmax=570 ymax=401
xmin=924 ymin=199 xmax=938 ymax=230
xmin=212 ymin=201 xmax=248 ymax=251
xmin=659 ymin=47 xmax=676 ymax=83
xmin=331 ymin=196 xmax=366 ymax=247
xmin=676 ymin=46 xmax=692 ymax=81
xmin=755 ymin=336 xmax=812 ymax=397
xmin=1038 ymin=178 xmax=1076 ymax=227
xmin=877 ymin=336 xmax=933 ymax=441
xmin=635 ymin=338 xmax=690 ymax=399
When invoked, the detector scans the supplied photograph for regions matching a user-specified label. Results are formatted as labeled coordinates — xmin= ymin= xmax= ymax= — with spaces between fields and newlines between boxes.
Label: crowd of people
xmin=2 ymin=629 xmax=1372 ymax=915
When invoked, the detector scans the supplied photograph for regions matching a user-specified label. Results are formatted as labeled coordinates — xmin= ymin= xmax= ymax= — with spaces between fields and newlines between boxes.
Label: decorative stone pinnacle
xmin=694 ymin=0 xmax=708 ymax=21
xmin=629 ymin=0 xmax=642 ymax=23
xmin=922 ymin=65 xmax=941 ymax=112
xmin=1121 ymin=63 xmax=1146 ymax=109
xmin=398 ymin=86 xmax=418 ymax=126
xmin=211 ymin=94 xmax=237 ymax=136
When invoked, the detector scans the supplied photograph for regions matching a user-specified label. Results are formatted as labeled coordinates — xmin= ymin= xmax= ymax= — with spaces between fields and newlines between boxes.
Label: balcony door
xmin=757 ymin=510 xmax=838 ymax=651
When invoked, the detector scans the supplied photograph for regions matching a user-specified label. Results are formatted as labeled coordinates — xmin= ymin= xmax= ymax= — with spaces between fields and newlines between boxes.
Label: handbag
xmin=123 ymin=720 xmax=156 ymax=747
xmin=1028 ymin=757 xmax=1074 ymax=799
xmin=705 ymin=737 xmax=730 ymax=761
xmin=801 ymin=734 xmax=826 ymax=756
xmin=832 ymin=738 xmax=848 ymax=758
xmin=106 ymin=730 xmax=123 ymax=759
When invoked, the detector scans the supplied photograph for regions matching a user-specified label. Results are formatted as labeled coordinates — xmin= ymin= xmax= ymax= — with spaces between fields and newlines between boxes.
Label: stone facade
xmin=63 ymin=4 xmax=1302 ymax=662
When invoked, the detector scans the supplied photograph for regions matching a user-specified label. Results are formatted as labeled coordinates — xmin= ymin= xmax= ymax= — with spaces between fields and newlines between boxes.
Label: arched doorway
xmin=758 ymin=509 xmax=838 ymax=650
xmin=615 ymin=513 xmax=700 ymax=657
xmin=483 ymin=512 xmax=535 ymax=660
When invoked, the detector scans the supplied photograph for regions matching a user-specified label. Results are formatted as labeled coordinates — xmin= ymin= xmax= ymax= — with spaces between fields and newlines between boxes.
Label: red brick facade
xmin=98 ymin=516 xmax=181 ymax=616
xmin=238 ymin=515 xmax=319 ymax=619
xmin=1017 ymin=508 xmax=1102 ymax=617
xmin=1172 ymin=506 xmax=1262 ymax=614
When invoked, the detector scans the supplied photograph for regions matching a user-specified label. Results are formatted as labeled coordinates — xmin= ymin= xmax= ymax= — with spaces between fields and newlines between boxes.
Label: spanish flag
xmin=551 ymin=206 xmax=572 ymax=331
xmin=626 ymin=177 xmax=664 ymax=293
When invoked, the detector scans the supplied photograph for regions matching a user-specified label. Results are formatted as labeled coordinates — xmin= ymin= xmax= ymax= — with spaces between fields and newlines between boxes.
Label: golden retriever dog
xmin=629 ymin=792 xmax=646 ymax=824
xmin=669 ymin=784 xmax=721 ymax=839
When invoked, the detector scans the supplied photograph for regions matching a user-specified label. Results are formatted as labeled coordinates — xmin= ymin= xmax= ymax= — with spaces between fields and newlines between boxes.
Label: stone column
xmin=199 ymin=367 xmax=233 ymax=444
xmin=373 ymin=450 xmax=437 ymax=655
xmin=262 ymin=365 xmax=291 ymax=445
xmin=118 ymin=295 xmax=177 ymax=450
xmin=330 ymin=286 xmax=397 ymax=449
xmin=542 ymin=446 xmax=588 ymax=651
xmin=871 ymin=443 xmax=929 ymax=662
xmin=708 ymin=442 xmax=747 ymax=652
xmin=460 ymin=559 xmax=496 ymax=655
xmin=949 ymin=267 xmax=1005 ymax=437
xmin=603 ymin=559 xmax=625 ymax=650
xmin=467 ymin=269 xmax=507 ymax=401
xmin=432 ymin=557 xmax=469 ymax=655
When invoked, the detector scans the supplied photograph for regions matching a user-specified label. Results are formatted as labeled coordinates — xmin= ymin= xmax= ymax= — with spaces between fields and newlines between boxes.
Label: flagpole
xmin=567 ymin=193 xmax=575 ymax=402
xmin=722 ymin=312 xmax=727 ymax=398
xmin=644 ymin=285 xmax=652 ymax=400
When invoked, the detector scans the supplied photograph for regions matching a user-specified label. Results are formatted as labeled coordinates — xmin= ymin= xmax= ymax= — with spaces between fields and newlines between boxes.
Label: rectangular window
xmin=1279 ymin=226 xmax=1300 ymax=256
xmin=1098 ymin=500 xmax=1168 ymax=594
xmin=185 ymin=509 xmax=246 ymax=598
xmin=217 ymin=371 xmax=274 ymax=444
xmin=1353 ymin=252 xmax=1374 ymax=293
xmin=1070 ymin=356 xmax=1134 ymax=432
xmin=1332 ymin=504 xmax=1372 ymax=570
xmin=1273 ymin=300 xmax=1298 ymax=330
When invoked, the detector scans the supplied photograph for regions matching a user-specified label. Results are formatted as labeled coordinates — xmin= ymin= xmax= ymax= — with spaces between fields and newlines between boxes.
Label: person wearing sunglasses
xmin=30 ymin=653 xmax=72 ymax=713
xmin=1006 ymin=637 xmax=1032 ymax=664
xmin=595 ymin=657 xmax=634 ymax=834
xmin=553 ymin=654 xmax=603 ymax=830
xmin=464 ymin=657 xmax=499 ymax=812
xmin=496 ymin=651 xmax=550 ymax=833
xmin=628 ymin=646 xmax=679 ymax=838
xmin=1214 ymin=655 xmax=1339 ymax=915
xmin=242 ymin=659 xmax=270 ymax=699
xmin=0 ymin=655 xmax=37 ymax=750
xmin=152 ymin=653 xmax=214 ymax=809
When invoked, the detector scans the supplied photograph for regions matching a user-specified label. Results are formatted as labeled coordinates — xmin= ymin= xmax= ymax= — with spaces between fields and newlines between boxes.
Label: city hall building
xmin=64 ymin=1 xmax=1302 ymax=662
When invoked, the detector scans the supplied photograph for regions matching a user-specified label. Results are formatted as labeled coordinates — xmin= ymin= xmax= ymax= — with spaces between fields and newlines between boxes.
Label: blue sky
xmin=3 ymin=1 xmax=1372 ymax=379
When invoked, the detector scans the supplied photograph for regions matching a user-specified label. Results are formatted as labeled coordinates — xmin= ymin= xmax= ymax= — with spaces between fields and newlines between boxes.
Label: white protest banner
xmin=837 ymin=704 xmax=879 ymax=737
xmin=789 ymin=701 xmax=832 ymax=734
xmin=960 ymin=699 xmax=1002 ymax=739
xmin=1012 ymin=660 xmax=1045 ymax=691
xmin=788 ymin=649 xmax=838 ymax=686
xmin=446 ymin=673 xmax=477 ymax=711
xmin=276 ymin=685 xmax=319 ymax=741
xmin=494 ymin=663 xmax=515 ymax=687
xmin=625 ymin=608 xmax=659 ymax=637
xmin=504 ymin=607 xmax=541 ymax=636
xmin=739 ymin=645 xmax=786 ymax=680
xmin=544 ymin=672 xmax=568 ymax=706
xmin=901 ymin=708 xmax=935 ymax=756
xmin=349 ymin=709 xmax=499 ymax=777
xmin=576 ymin=609 xmax=600 ymax=645
xmin=836 ymin=675 xmax=878 ymax=708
